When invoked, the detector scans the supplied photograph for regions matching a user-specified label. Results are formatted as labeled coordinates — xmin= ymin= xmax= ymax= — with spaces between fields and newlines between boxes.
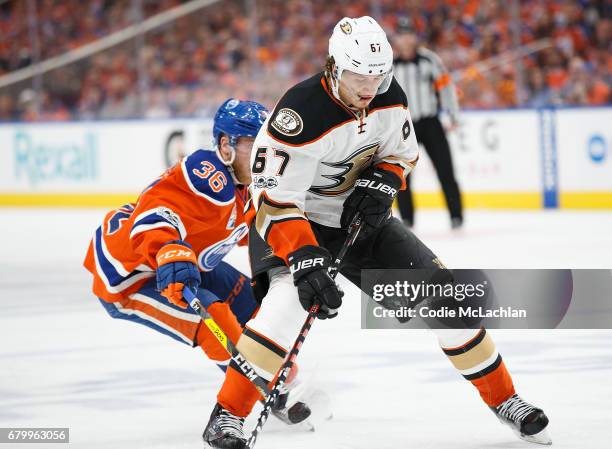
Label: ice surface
xmin=1 ymin=209 xmax=611 ymax=448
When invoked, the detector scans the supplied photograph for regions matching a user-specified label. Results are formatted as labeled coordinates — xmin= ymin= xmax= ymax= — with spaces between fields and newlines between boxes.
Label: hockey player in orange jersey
xmin=83 ymin=99 xmax=311 ymax=442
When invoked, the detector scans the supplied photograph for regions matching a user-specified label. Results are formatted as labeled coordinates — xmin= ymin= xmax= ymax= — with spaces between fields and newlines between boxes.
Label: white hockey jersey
xmin=250 ymin=73 xmax=419 ymax=263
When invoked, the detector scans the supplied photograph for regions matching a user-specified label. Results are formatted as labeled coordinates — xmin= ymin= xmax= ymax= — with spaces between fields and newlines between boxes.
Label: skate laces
xmin=218 ymin=409 xmax=245 ymax=438
xmin=497 ymin=394 xmax=537 ymax=423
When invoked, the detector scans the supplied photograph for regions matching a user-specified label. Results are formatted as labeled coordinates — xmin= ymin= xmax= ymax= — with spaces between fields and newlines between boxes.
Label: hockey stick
xmin=183 ymin=288 xmax=272 ymax=398
xmin=184 ymin=288 xmax=315 ymax=431
xmin=246 ymin=215 xmax=363 ymax=449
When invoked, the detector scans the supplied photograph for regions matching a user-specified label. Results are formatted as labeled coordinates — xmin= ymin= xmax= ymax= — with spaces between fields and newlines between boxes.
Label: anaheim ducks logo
xmin=310 ymin=142 xmax=380 ymax=196
xmin=271 ymin=108 xmax=303 ymax=136
xmin=340 ymin=21 xmax=352 ymax=35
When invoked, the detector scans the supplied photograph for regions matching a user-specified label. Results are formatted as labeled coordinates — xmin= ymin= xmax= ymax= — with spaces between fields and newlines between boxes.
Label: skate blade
xmin=517 ymin=428 xmax=552 ymax=445
xmin=299 ymin=419 xmax=315 ymax=432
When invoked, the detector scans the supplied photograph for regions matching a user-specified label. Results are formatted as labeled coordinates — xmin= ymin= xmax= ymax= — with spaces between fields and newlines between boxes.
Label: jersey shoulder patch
xmin=181 ymin=149 xmax=235 ymax=205
xmin=267 ymin=72 xmax=353 ymax=146
xmin=368 ymin=77 xmax=408 ymax=111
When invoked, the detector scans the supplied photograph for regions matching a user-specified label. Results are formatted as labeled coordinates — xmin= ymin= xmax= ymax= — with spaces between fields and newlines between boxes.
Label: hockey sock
xmin=196 ymin=301 xmax=244 ymax=363
xmin=436 ymin=328 xmax=515 ymax=407
xmin=218 ymin=365 xmax=262 ymax=417
xmin=217 ymin=325 xmax=290 ymax=417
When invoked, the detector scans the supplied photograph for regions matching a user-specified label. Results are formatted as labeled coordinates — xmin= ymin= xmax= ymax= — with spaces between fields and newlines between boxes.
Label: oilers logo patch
xmin=225 ymin=99 xmax=240 ymax=109
xmin=271 ymin=108 xmax=303 ymax=136
xmin=198 ymin=224 xmax=249 ymax=271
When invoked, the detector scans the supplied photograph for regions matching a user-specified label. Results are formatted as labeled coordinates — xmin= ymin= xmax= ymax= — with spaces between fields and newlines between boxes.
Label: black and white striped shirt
xmin=394 ymin=47 xmax=459 ymax=123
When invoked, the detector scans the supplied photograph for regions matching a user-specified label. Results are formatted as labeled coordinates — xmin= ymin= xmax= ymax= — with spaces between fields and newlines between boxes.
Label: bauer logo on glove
xmin=287 ymin=246 xmax=343 ymax=319
xmin=289 ymin=257 xmax=325 ymax=274
xmin=354 ymin=178 xmax=398 ymax=197
xmin=341 ymin=165 xmax=402 ymax=237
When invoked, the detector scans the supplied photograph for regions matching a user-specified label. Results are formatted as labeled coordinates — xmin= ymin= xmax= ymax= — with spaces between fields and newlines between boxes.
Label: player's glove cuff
xmin=156 ymin=240 xmax=198 ymax=267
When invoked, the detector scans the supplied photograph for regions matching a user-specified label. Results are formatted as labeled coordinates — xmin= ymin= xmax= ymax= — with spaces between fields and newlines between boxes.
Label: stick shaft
xmin=183 ymin=290 xmax=271 ymax=397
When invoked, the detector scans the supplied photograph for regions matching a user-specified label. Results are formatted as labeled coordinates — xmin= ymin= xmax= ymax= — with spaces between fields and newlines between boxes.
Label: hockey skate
xmin=270 ymin=379 xmax=314 ymax=430
xmin=492 ymin=393 xmax=552 ymax=445
xmin=203 ymin=403 xmax=247 ymax=449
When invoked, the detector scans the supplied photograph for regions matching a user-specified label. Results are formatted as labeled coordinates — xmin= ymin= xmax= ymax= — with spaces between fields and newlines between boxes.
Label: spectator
xmin=0 ymin=0 xmax=609 ymax=121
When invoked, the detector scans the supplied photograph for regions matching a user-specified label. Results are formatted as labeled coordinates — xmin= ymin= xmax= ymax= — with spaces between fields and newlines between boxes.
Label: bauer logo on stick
xmin=271 ymin=108 xmax=303 ymax=136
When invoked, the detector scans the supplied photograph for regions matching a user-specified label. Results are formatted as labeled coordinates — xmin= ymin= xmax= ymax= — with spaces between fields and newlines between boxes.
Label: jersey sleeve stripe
xmin=97 ymin=225 xmax=130 ymax=277
xmin=377 ymin=156 xmax=418 ymax=189
xmin=254 ymin=193 xmax=318 ymax=262
xmin=93 ymin=227 xmax=155 ymax=293
xmin=255 ymin=200 xmax=306 ymax=241
xmin=129 ymin=208 xmax=187 ymax=240
xmin=376 ymin=162 xmax=407 ymax=190
xmin=130 ymin=222 xmax=178 ymax=239
xmin=379 ymin=155 xmax=417 ymax=170
xmin=261 ymin=216 xmax=308 ymax=242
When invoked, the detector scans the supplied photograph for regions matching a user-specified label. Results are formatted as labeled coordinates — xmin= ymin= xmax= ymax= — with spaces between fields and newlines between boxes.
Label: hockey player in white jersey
xmin=203 ymin=16 xmax=551 ymax=449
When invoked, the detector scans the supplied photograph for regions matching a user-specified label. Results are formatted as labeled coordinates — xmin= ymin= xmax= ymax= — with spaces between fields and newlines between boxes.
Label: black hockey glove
xmin=341 ymin=166 xmax=402 ymax=237
xmin=287 ymin=245 xmax=343 ymax=320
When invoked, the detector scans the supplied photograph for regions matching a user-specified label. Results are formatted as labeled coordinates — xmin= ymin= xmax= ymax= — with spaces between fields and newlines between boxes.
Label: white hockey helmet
xmin=328 ymin=16 xmax=394 ymax=98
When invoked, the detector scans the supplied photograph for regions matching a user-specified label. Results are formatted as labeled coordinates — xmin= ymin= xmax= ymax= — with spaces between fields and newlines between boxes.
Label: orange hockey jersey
xmin=84 ymin=150 xmax=251 ymax=303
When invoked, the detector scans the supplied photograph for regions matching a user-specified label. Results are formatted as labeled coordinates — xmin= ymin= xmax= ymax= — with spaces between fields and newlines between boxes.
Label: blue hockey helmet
xmin=213 ymin=98 xmax=268 ymax=147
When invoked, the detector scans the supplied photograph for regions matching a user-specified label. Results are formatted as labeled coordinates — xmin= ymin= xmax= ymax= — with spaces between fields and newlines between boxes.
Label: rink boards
xmin=0 ymin=107 xmax=610 ymax=209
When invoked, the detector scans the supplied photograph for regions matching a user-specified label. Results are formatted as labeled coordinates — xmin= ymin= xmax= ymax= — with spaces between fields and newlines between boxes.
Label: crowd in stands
xmin=0 ymin=0 xmax=609 ymax=121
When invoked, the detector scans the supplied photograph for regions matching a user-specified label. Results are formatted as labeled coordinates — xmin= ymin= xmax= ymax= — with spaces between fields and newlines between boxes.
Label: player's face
xmin=232 ymin=137 xmax=256 ymax=184
xmin=338 ymin=70 xmax=386 ymax=109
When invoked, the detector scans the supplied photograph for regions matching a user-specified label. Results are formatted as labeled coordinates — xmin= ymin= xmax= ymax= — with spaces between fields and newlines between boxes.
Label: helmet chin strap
xmin=329 ymin=66 xmax=344 ymax=102
xmin=215 ymin=144 xmax=242 ymax=185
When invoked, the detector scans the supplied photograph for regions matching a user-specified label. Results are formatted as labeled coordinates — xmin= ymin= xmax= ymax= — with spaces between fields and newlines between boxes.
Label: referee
xmin=393 ymin=18 xmax=463 ymax=229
